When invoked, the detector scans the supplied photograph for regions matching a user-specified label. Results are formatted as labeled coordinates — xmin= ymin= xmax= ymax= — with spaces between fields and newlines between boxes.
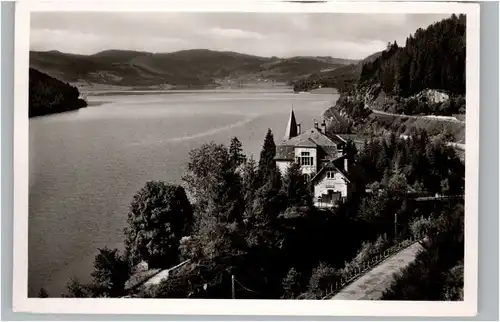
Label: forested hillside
xmin=359 ymin=14 xmax=466 ymax=97
xmin=325 ymin=13 xmax=467 ymax=134
xmin=297 ymin=14 xmax=465 ymax=102
xmin=29 ymin=68 xmax=87 ymax=117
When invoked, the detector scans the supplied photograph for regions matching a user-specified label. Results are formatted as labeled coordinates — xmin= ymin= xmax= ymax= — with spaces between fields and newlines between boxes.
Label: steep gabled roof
xmin=275 ymin=127 xmax=345 ymax=161
xmin=311 ymin=161 xmax=351 ymax=183
xmin=282 ymin=127 xmax=340 ymax=147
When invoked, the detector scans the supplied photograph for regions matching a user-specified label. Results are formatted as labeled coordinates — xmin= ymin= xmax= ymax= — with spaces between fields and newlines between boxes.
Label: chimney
xmin=344 ymin=157 xmax=349 ymax=173
xmin=314 ymin=121 xmax=319 ymax=131
xmin=321 ymin=120 xmax=327 ymax=134
xmin=297 ymin=123 xmax=301 ymax=135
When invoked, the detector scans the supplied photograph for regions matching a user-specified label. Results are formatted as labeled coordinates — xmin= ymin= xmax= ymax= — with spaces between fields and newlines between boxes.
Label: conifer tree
xmin=257 ymin=129 xmax=277 ymax=185
xmin=229 ymin=137 xmax=246 ymax=170
xmin=90 ymin=247 xmax=131 ymax=298
xmin=241 ymin=156 xmax=258 ymax=214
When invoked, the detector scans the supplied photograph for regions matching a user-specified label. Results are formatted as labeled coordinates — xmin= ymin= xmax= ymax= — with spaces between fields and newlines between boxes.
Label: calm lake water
xmin=28 ymin=89 xmax=339 ymax=297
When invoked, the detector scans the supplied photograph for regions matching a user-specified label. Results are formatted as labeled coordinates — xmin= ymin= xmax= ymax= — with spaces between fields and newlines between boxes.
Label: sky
xmin=30 ymin=12 xmax=450 ymax=60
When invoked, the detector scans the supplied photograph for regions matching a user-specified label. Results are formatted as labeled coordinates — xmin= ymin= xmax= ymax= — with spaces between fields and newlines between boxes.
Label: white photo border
xmin=13 ymin=0 xmax=480 ymax=317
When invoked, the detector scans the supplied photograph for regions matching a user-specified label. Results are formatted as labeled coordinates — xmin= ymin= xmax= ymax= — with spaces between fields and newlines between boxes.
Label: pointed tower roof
xmin=284 ymin=109 xmax=298 ymax=140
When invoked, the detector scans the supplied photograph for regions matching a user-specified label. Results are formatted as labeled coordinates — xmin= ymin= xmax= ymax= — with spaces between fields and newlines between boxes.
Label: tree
xmin=249 ymin=168 xmax=282 ymax=225
xmin=182 ymin=215 xmax=246 ymax=261
xmin=63 ymin=279 xmax=91 ymax=298
xmin=307 ymin=263 xmax=339 ymax=298
xmin=124 ymin=181 xmax=193 ymax=268
xmin=388 ymin=171 xmax=408 ymax=196
xmin=442 ymin=261 xmax=464 ymax=300
xmin=182 ymin=142 xmax=243 ymax=223
xmin=409 ymin=215 xmax=434 ymax=239
xmin=372 ymin=234 xmax=390 ymax=254
xmin=282 ymin=267 xmax=302 ymax=299
xmin=38 ymin=288 xmax=49 ymax=298
xmin=280 ymin=162 xmax=312 ymax=209
xmin=229 ymin=137 xmax=246 ymax=170
xmin=90 ymin=247 xmax=131 ymax=297
xmin=257 ymin=129 xmax=277 ymax=184
xmin=244 ymin=167 xmax=284 ymax=251
xmin=353 ymin=241 xmax=374 ymax=265
xmin=241 ymin=157 xmax=258 ymax=216
xmin=344 ymin=139 xmax=358 ymax=165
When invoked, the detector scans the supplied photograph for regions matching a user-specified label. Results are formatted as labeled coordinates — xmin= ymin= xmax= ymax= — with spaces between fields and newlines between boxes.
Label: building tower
xmin=284 ymin=108 xmax=298 ymax=140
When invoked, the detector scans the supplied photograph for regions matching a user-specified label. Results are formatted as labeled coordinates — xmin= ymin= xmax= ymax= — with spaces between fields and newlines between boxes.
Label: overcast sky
xmin=30 ymin=12 xmax=450 ymax=59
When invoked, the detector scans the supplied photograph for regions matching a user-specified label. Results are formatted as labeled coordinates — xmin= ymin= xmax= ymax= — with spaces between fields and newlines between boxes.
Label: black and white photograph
xmin=13 ymin=0 xmax=479 ymax=316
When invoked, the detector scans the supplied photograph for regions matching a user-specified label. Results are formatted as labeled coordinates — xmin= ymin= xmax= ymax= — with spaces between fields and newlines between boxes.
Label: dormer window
xmin=326 ymin=171 xmax=335 ymax=179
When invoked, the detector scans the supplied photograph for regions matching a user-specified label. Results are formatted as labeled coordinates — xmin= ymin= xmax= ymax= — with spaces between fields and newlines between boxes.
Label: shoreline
xmin=80 ymin=87 xmax=341 ymax=97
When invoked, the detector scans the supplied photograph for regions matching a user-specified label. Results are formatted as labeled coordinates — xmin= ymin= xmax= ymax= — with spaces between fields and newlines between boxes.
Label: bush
xmin=282 ymin=267 xmax=302 ymax=299
xmin=307 ymin=263 xmax=340 ymax=298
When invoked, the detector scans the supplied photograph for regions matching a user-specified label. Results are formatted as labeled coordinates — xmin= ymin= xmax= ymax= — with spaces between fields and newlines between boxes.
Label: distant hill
xmin=29 ymin=68 xmax=87 ymax=117
xmin=30 ymin=49 xmax=357 ymax=88
xmin=290 ymin=51 xmax=381 ymax=93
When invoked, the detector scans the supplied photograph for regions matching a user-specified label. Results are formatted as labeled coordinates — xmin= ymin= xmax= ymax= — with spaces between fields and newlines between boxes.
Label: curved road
xmin=371 ymin=109 xmax=465 ymax=124
xmin=331 ymin=242 xmax=423 ymax=300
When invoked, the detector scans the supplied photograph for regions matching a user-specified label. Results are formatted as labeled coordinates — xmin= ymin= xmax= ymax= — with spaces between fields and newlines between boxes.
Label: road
xmin=413 ymin=194 xmax=464 ymax=201
xmin=331 ymin=242 xmax=423 ymax=300
xmin=371 ymin=109 xmax=465 ymax=124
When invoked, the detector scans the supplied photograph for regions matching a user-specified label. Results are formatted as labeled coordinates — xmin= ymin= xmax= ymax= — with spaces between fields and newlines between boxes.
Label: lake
xmin=28 ymin=88 xmax=339 ymax=297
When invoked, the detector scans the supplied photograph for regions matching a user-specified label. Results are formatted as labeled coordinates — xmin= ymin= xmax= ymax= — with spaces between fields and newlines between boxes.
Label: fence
xmin=320 ymin=236 xmax=420 ymax=300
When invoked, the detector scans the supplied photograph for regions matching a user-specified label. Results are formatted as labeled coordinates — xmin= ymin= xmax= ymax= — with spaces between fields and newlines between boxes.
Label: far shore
xmin=81 ymin=88 xmax=341 ymax=97
xmin=76 ymin=82 xmax=340 ymax=96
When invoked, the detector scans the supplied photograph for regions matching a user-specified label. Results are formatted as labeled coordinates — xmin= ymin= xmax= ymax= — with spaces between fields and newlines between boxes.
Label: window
xmin=299 ymin=156 xmax=313 ymax=166
xmin=297 ymin=151 xmax=313 ymax=166
xmin=326 ymin=171 xmax=335 ymax=179
xmin=303 ymin=174 xmax=310 ymax=182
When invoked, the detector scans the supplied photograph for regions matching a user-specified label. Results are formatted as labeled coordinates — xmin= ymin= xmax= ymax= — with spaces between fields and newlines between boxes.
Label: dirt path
xmin=331 ymin=242 xmax=423 ymax=300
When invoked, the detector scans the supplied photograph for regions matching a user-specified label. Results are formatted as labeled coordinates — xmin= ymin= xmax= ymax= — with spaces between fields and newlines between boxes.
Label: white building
xmin=275 ymin=110 xmax=352 ymax=208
